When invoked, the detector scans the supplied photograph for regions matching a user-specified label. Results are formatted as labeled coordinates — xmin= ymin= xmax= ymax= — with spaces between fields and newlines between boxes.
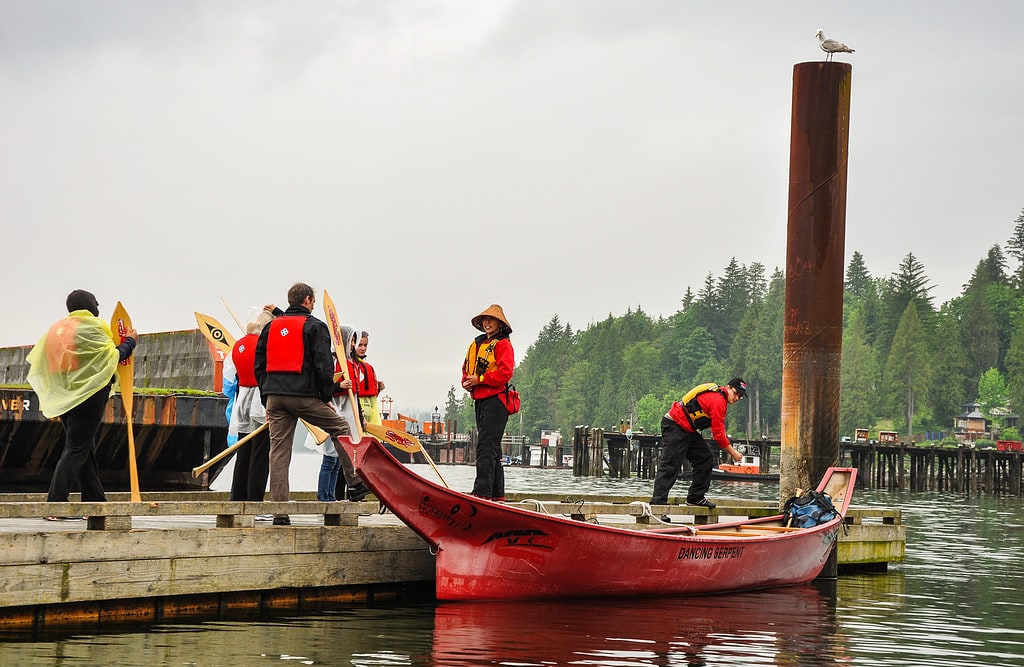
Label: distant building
xmin=954 ymin=403 xmax=989 ymax=443
xmin=540 ymin=430 xmax=562 ymax=447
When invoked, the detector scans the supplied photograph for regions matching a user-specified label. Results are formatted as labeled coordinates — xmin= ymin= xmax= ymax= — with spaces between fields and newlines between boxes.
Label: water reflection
xmin=0 ymin=607 xmax=437 ymax=666
xmin=432 ymin=583 xmax=846 ymax=666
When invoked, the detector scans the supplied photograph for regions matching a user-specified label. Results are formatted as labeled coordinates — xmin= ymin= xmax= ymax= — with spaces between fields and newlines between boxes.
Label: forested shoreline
xmin=446 ymin=209 xmax=1024 ymax=445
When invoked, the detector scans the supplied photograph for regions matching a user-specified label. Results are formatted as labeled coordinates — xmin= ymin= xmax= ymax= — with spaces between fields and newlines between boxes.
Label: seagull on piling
xmin=815 ymin=29 xmax=855 ymax=61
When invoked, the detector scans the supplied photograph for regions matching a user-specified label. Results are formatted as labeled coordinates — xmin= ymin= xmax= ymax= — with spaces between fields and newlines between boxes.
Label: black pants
xmin=229 ymin=428 xmax=271 ymax=501
xmin=47 ymin=386 xmax=110 ymax=502
xmin=650 ymin=416 xmax=714 ymax=504
xmin=471 ymin=394 xmax=509 ymax=499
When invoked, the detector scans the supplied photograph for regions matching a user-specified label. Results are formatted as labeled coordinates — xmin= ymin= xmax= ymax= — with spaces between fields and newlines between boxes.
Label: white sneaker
xmin=255 ymin=514 xmax=273 ymax=521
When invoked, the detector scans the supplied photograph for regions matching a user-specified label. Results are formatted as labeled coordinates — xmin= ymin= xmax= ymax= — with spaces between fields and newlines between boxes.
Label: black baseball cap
xmin=727 ymin=378 xmax=747 ymax=397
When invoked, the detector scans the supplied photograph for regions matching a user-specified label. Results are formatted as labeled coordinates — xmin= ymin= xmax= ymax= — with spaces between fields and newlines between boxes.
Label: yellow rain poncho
xmin=26 ymin=310 xmax=120 ymax=418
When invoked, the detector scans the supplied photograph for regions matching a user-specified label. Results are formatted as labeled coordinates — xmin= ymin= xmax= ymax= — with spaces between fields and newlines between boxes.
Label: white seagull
xmin=815 ymin=29 xmax=855 ymax=61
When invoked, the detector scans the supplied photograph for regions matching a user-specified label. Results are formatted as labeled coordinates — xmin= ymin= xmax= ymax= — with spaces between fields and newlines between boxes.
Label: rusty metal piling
xmin=780 ymin=62 xmax=852 ymax=507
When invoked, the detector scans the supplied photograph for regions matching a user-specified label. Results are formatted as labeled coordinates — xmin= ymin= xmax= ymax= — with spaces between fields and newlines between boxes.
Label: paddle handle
xmin=192 ymin=422 xmax=269 ymax=478
xmin=420 ymin=448 xmax=450 ymax=489
xmin=123 ymin=389 xmax=140 ymax=502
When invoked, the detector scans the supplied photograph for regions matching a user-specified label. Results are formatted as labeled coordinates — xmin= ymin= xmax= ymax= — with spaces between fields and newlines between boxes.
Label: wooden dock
xmin=586 ymin=428 xmax=1024 ymax=496
xmin=0 ymin=492 xmax=904 ymax=630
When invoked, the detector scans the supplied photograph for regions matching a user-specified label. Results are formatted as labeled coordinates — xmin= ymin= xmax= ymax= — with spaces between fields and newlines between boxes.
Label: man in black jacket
xmin=254 ymin=283 xmax=369 ymax=525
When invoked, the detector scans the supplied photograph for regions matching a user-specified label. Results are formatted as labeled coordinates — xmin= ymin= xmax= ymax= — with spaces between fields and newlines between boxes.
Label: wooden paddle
xmin=321 ymin=290 xmax=364 ymax=441
xmin=193 ymin=311 xmax=329 ymax=444
xmin=363 ymin=422 xmax=423 ymax=454
xmin=194 ymin=311 xmax=235 ymax=354
xmin=221 ymin=296 xmax=244 ymax=332
xmin=111 ymin=302 xmax=141 ymax=502
xmin=363 ymin=422 xmax=450 ymax=488
xmin=191 ymin=422 xmax=269 ymax=477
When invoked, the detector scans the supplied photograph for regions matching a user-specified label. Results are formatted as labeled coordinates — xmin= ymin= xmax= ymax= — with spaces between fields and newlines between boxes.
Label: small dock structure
xmin=0 ymin=490 xmax=903 ymax=630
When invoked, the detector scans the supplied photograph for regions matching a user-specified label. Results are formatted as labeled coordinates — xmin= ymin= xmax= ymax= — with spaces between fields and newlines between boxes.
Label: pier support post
xmin=780 ymin=62 xmax=852 ymax=507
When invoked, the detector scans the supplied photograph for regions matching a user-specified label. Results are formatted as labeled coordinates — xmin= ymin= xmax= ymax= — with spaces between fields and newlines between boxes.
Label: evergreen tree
xmin=621 ymin=341 xmax=662 ymax=426
xmin=677 ymin=326 xmax=717 ymax=387
xmin=557 ymin=360 xmax=598 ymax=431
xmin=444 ymin=386 xmax=459 ymax=427
xmin=929 ymin=305 xmax=970 ymax=431
xmin=728 ymin=302 xmax=760 ymax=439
xmin=844 ymin=252 xmax=882 ymax=342
xmin=883 ymin=303 xmax=932 ymax=436
xmin=1004 ymin=302 xmax=1024 ymax=417
xmin=840 ymin=305 xmax=879 ymax=437
xmin=976 ymin=245 xmax=1009 ymax=286
xmin=844 ymin=251 xmax=873 ymax=298
xmin=877 ymin=253 xmax=935 ymax=354
xmin=715 ymin=258 xmax=755 ymax=358
xmin=960 ymin=282 xmax=1001 ymax=381
xmin=1005 ymin=208 xmax=1024 ymax=289
xmin=514 ymin=315 xmax=576 ymax=438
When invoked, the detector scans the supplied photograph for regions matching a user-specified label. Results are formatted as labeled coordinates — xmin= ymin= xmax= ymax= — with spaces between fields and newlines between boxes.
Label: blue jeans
xmin=318 ymin=455 xmax=341 ymax=501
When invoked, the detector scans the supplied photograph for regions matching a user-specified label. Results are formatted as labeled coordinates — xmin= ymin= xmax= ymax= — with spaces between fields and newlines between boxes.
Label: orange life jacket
xmin=44 ymin=317 xmax=81 ymax=373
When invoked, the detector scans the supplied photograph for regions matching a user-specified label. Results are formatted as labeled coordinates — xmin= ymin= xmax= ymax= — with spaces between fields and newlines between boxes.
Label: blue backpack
xmin=783 ymin=490 xmax=839 ymax=528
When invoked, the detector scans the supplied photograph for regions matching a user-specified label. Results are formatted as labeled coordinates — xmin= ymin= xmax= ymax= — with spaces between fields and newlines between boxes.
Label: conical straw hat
xmin=471 ymin=304 xmax=512 ymax=333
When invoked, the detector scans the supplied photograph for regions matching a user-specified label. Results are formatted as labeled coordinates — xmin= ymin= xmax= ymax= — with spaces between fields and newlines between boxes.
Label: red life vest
xmin=354 ymin=357 xmax=379 ymax=397
xmin=265 ymin=315 xmax=306 ymax=373
xmin=332 ymin=358 xmax=357 ymax=397
xmin=231 ymin=333 xmax=259 ymax=387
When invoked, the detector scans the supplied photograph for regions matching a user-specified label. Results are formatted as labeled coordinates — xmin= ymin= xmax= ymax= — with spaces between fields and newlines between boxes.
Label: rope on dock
xmin=519 ymin=499 xmax=551 ymax=514
xmin=629 ymin=501 xmax=654 ymax=520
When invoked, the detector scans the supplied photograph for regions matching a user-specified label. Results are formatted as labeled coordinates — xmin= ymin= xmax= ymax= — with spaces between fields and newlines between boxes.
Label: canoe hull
xmin=342 ymin=436 xmax=855 ymax=601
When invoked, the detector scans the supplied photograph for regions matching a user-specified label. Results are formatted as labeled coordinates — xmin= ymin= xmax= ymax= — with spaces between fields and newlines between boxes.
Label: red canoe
xmin=340 ymin=436 xmax=857 ymax=601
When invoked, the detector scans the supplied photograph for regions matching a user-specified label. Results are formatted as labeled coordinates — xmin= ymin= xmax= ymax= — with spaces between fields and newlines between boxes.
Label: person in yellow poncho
xmin=26 ymin=290 xmax=138 ymax=513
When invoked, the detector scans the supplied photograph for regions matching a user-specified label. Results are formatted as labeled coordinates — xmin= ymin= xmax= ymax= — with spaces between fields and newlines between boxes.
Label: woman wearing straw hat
xmin=461 ymin=304 xmax=515 ymax=500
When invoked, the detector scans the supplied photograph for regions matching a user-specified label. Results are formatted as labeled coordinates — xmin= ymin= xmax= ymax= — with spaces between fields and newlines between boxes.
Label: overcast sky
xmin=3 ymin=1 xmax=1022 ymax=413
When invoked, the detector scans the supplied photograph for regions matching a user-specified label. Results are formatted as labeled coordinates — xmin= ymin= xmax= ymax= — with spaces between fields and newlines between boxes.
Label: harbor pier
xmin=0 ymin=490 xmax=903 ymax=630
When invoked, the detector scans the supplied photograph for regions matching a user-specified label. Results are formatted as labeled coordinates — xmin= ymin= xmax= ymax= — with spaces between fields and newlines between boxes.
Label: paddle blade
xmin=194 ymin=312 xmax=236 ymax=355
xmin=111 ymin=302 xmax=134 ymax=382
xmin=321 ymin=290 xmax=344 ymax=350
xmin=364 ymin=423 xmax=422 ymax=454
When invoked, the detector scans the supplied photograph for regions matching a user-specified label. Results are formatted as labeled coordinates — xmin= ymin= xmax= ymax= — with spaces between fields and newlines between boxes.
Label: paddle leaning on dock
xmin=339 ymin=436 xmax=857 ymax=601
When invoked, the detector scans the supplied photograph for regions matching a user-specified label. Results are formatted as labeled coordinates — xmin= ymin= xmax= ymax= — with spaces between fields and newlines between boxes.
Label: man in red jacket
xmin=650 ymin=378 xmax=746 ymax=515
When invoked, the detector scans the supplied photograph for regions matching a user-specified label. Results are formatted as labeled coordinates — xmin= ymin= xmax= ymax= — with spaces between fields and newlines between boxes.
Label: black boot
xmin=347 ymin=482 xmax=371 ymax=502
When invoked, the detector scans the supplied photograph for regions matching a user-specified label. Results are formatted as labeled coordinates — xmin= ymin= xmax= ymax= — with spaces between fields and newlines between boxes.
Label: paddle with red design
xmin=363 ymin=422 xmax=450 ymax=489
xmin=323 ymin=291 xmax=451 ymax=487
xmin=321 ymin=290 xmax=364 ymax=441
xmin=111 ymin=302 xmax=141 ymax=502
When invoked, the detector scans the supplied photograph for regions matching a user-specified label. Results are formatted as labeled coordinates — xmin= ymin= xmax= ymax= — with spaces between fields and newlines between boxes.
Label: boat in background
xmin=342 ymin=435 xmax=856 ymax=601
xmin=677 ymin=445 xmax=780 ymax=482
xmin=713 ymin=449 xmax=780 ymax=481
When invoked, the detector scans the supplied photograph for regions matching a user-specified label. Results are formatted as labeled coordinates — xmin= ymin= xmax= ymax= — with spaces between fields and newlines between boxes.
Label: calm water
xmin=2 ymin=451 xmax=1022 ymax=666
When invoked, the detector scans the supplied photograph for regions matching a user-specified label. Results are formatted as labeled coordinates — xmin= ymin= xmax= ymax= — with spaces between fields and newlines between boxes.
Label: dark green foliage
xmin=501 ymin=209 xmax=1024 ymax=442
